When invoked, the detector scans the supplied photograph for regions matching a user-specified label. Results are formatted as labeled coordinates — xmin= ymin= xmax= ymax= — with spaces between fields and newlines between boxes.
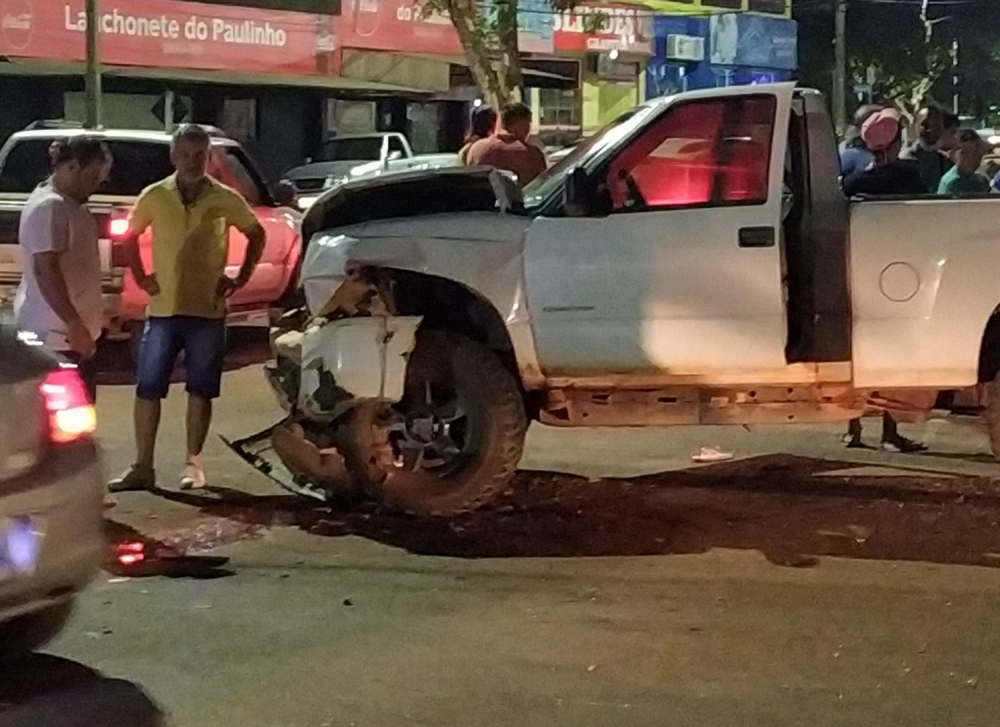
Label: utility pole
xmin=951 ymin=38 xmax=960 ymax=115
xmin=84 ymin=0 xmax=101 ymax=129
xmin=833 ymin=0 xmax=847 ymax=135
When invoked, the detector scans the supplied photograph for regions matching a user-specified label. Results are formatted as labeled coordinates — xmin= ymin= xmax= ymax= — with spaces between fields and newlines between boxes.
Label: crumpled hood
xmin=300 ymin=166 xmax=522 ymax=245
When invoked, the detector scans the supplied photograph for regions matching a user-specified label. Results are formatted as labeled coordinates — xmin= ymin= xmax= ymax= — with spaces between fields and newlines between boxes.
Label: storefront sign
xmin=709 ymin=12 xmax=796 ymax=70
xmin=0 ymin=0 xmax=336 ymax=74
xmin=553 ymin=3 xmax=653 ymax=55
xmin=339 ymin=0 xmax=462 ymax=55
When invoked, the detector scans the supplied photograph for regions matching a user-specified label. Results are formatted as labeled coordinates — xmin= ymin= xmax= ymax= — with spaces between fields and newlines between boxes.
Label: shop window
xmin=538 ymin=88 xmax=581 ymax=129
xmin=606 ymin=96 xmax=775 ymax=210
xmin=220 ymin=98 xmax=257 ymax=142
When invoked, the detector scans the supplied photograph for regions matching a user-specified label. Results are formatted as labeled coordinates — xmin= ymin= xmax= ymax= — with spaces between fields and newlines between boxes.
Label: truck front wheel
xmin=337 ymin=331 xmax=527 ymax=517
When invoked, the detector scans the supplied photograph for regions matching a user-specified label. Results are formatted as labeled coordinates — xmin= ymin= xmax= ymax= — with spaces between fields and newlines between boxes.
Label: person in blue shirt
xmin=839 ymin=105 xmax=881 ymax=177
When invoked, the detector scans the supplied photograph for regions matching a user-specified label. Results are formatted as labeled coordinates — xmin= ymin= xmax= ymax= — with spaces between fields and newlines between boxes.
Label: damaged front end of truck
xmin=224 ymin=167 xmax=532 ymax=515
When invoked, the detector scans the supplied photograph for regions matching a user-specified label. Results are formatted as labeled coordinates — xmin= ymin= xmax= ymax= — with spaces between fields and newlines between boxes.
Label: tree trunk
xmin=444 ymin=0 xmax=521 ymax=107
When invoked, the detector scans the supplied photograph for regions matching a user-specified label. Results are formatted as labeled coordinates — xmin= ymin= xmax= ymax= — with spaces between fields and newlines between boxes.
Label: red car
xmin=0 ymin=125 xmax=302 ymax=350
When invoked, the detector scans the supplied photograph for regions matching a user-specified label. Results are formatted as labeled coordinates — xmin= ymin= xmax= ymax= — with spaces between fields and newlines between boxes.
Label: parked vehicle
xmin=229 ymin=82 xmax=1000 ymax=517
xmin=0 ymin=328 xmax=103 ymax=658
xmin=0 ymin=125 xmax=302 ymax=350
xmin=282 ymin=132 xmax=458 ymax=209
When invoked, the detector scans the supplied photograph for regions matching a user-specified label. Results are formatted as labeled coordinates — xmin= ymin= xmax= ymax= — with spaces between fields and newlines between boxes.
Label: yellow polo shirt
xmin=129 ymin=175 xmax=259 ymax=319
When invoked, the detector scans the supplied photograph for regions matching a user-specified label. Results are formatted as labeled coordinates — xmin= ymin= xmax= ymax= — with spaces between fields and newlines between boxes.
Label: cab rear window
xmin=0 ymin=139 xmax=174 ymax=196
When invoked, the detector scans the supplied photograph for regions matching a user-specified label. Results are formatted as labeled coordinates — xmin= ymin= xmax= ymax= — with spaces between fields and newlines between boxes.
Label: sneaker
xmin=180 ymin=461 xmax=207 ymax=491
xmin=881 ymin=436 xmax=928 ymax=454
xmin=841 ymin=433 xmax=866 ymax=449
xmin=108 ymin=465 xmax=156 ymax=493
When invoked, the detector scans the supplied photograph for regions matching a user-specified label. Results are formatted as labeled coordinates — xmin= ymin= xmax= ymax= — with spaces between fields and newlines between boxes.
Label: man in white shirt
xmin=15 ymin=137 xmax=110 ymax=401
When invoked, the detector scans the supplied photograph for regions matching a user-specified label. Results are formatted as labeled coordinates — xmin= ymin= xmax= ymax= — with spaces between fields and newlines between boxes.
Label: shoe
xmin=108 ymin=465 xmax=156 ymax=493
xmin=180 ymin=461 xmax=207 ymax=490
xmin=841 ymin=433 xmax=866 ymax=449
xmin=881 ymin=436 xmax=928 ymax=453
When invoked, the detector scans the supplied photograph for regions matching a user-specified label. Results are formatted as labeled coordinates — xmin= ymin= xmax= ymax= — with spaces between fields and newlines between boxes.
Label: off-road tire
xmin=336 ymin=331 xmax=527 ymax=517
xmin=986 ymin=372 xmax=1000 ymax=460
xmin=0 ymin=600 xmax=74 ymax=661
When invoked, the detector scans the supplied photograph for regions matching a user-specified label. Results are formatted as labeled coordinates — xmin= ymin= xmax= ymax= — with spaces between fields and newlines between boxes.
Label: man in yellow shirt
xmin=109 ymin=124 xmax=266 ymax=492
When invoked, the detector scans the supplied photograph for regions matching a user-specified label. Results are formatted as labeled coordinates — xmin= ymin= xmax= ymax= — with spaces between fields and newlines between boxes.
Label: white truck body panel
xmin=302 ymin=210 xmax=544 ymax=383
xmin=850 ymin=198 xmax=1000 ymax=388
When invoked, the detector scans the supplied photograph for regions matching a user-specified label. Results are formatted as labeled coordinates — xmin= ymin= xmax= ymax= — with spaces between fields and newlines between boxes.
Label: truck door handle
xmin=738 ymin=226 xmax=775 ymax=248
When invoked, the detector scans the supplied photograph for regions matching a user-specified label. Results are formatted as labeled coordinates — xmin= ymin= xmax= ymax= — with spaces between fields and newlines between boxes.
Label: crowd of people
xmin=840 ymin=103 xmax=994 ymax=198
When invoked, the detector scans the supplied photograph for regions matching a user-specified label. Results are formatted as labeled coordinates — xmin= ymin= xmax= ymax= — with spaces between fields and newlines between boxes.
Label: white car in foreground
xmin=0 ymin=329 xmax=104 ymax=658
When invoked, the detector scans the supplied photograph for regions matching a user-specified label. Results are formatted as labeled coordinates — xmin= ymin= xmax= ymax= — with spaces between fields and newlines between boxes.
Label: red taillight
xmin=108 ymin=214 xmax=130 ymax=240
xmin=108 ymin=213 xmax=131 ymax=268
xmin=115 ymin=541 xmax=146 ymax=566
xmin=40 ymin=368 xmax=97 ymax=444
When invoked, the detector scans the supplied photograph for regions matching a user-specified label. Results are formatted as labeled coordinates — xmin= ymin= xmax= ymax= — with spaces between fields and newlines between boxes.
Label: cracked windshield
xmin=4 ymin=0 xmax=1000 ymax=726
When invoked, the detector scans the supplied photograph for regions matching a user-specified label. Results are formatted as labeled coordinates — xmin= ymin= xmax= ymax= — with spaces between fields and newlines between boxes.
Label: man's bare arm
xmin=123 ymin=232 xmax=159 ymax=295
xmin=33 ymin=252 xmax=95 ymax=356
xmin=235 ymin=223 xmax=266 ymax=287
xmin=33 ymin=252 xmax=83 ymax=328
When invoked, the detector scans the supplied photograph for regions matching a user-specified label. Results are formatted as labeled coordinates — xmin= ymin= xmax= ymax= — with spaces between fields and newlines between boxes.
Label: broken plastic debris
xmin=587 ymin=665 xmax=598 ymax=673
xmin=692 ymin=446 xmax=734 ymax=463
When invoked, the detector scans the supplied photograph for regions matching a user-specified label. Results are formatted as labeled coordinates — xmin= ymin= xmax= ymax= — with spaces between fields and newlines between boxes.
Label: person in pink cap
xmin=843 ymin=108 xmax=926 ymax=198
xmin=841 ymin=107 xmax=928 ymax=452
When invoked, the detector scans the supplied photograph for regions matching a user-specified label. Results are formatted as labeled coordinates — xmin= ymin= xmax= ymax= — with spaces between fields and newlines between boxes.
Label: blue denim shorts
xmin=136 ymin=316 xmax=227 ymax=400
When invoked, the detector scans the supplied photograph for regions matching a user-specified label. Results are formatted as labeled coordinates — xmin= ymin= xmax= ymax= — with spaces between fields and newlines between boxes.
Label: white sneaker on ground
xmin=180 ymin=461 xmax=207 ymax=490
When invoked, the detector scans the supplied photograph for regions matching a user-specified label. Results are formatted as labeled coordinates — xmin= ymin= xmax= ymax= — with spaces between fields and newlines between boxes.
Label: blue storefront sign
xmin=709 ymin=13 xmax=797 ymax=70
xmin=646 ymin=11 xmax=797 ymax=100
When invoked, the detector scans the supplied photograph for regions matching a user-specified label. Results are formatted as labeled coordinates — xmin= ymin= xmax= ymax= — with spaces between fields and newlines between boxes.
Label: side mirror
xmin=564 ymin=166 xmax=597 ymax=217
xmin=273 ymin=179 xmax=297 ymax=207
xmin=387 ymin=150 xmax=403 ymax=162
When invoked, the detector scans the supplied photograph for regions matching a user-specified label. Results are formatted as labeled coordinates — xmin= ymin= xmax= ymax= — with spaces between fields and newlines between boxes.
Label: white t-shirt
xmin=14 ymin=184 xmax=103 ymax=350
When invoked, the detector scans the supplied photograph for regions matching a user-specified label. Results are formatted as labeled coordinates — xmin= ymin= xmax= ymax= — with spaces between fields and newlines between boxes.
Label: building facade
xmin=643 ymin=3 xmax=797 ymax=100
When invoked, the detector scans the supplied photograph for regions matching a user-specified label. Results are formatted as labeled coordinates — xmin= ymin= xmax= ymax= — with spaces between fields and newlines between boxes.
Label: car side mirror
xmin=388 ymin=150 xmax=403 ymax=162
xmin=273 ymin=179 xmax=297 ymax=207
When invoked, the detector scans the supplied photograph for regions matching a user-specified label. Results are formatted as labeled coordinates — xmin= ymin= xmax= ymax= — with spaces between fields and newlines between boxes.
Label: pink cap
xmin=860 ymin=108 xmax=902 ymax=152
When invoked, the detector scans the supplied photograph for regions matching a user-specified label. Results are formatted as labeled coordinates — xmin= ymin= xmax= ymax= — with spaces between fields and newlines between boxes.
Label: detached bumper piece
xmin=224 ymin=315 xmax=423 ymax=501
xmin=220 ymin=424 xmax=334 ymax=503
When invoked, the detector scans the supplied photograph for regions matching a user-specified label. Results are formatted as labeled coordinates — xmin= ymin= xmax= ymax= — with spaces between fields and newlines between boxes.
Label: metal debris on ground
xmin=691 ymin=446 xmax=734 ymax=463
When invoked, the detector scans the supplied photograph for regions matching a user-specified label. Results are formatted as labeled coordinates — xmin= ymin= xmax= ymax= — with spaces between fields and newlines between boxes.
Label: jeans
xmin=135 ymin=316 xmax=226 ymax=400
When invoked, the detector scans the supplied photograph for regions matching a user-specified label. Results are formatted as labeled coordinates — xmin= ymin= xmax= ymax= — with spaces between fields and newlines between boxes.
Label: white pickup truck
xmin=229 ymin=83 xmax=1000 ymax=516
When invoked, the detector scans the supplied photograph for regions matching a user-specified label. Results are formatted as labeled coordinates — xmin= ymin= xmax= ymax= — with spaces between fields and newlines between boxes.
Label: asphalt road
xmin=10 ymin=334 xmax=1000 ymax=727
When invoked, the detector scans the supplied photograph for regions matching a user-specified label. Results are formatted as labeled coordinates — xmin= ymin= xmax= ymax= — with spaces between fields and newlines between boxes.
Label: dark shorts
xmin=58 ymin=351 xmax=98 ymax=404
xmin=135 ymin=316 xmax=226 ymax=401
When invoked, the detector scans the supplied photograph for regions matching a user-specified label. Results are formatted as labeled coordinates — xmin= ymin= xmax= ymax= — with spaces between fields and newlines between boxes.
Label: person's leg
xmin=178 ymin=317 xmax=227 ymax=489
xmin=109 ymin=319 xmax=181 ymax=491
xmin=843 ymin=417 xmax=864 ymax=447
xmin=881 ymin=411 xmax=928 ymax=453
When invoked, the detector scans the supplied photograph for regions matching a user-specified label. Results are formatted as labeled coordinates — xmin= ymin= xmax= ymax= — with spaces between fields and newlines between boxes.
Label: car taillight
xmin=40 ymin=368 xmax=97 ymax=444
xmin=108 ymin=212 xmax=131 ymax=268
xmin=108 ymin=214 xmax=130 ymax=240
